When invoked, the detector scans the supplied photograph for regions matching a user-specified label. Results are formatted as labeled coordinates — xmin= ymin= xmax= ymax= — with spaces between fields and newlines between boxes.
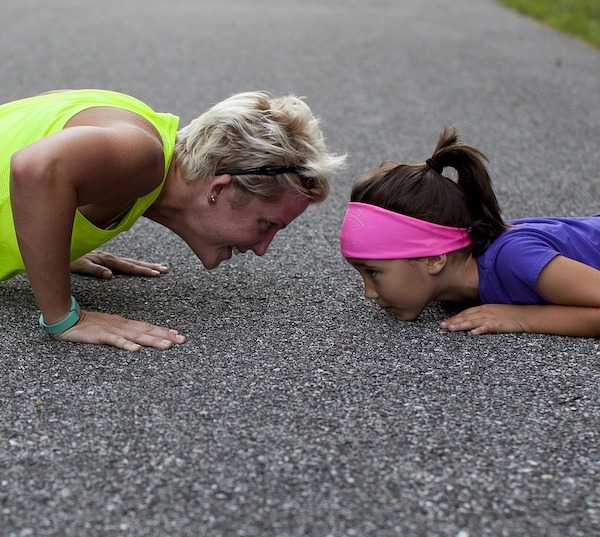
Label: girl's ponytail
xmin=429 ymin=128 xmax=506 ymax=254
xmin=351 ymin=127 xmax=507 ymax=257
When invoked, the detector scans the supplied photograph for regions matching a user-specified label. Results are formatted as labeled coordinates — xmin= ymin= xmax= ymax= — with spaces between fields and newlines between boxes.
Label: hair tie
xmin=426 ymin=158 xmax=444 ymax=174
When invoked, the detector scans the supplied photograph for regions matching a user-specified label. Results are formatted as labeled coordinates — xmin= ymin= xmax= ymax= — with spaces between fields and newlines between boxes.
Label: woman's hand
xmin=51 ymin=310 xmax=186 ymax=352
xmin=70 ymin=250 xmax=169 ymax=279
xmin=440 ymin=304 xmax=526 ymax=335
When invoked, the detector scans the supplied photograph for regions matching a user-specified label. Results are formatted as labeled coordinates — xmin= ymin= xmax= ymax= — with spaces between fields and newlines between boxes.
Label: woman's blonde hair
xmin=174 ymin=91 xmax=346 ymax=203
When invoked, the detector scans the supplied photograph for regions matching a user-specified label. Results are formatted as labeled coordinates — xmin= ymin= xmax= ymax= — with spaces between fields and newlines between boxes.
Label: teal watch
xmin=39 ymin=296 xmax=81 ymax=335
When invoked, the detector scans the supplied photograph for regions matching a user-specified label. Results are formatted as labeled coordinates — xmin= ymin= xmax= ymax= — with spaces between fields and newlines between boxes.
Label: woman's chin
xmin=200 ymin=256 xmax=224 ymax=270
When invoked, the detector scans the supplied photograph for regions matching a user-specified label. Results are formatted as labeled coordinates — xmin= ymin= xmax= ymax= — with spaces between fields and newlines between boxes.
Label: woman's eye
xmin=265 ymin=222 xmax=276 ymax=231
xmin=366 ymin=269 xmax=377 ymax=278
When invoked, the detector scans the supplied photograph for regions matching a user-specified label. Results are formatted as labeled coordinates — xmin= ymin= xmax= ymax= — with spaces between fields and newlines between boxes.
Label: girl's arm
xmin=441 ymin=256 xmax=600 ymax=337
xmin=11 ymin=121 xmax=185 ymax=351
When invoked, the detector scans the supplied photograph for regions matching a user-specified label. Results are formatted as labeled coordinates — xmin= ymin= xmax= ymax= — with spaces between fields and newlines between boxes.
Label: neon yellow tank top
xmin=0 ymin=90 xmax=179 ymax=280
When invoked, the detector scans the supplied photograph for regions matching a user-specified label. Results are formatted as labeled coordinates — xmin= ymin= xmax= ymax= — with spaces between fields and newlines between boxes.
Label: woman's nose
xmin=251 ymin=232 xmax=277 ymax=256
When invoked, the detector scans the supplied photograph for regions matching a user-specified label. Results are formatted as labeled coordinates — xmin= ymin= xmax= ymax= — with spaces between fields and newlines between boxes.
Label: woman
xmin=2 ymin=89 xmax=345 ymax=351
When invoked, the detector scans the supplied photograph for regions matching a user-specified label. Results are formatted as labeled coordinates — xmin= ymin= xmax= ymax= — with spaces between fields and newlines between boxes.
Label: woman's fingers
xmin=52 ymin=310 xmax=186 ymax=351
xmin=70 ymin=250 xmax=169 ymax=278
xmin=100 ymin=254 xmax=169 ymax=276
xmin=69 ymin=256 xmax=112 ymax=279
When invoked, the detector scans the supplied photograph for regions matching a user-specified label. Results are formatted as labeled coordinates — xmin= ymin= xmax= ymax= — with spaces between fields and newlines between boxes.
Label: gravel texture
xmin=1 ymin=1 xmax=599 ymax=536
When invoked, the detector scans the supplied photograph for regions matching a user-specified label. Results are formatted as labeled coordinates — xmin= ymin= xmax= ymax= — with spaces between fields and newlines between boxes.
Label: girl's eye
xmin=265 ymin=222 xmax=277 ymax=231
xmin=366 ymin=269 xmax=377 ymax=278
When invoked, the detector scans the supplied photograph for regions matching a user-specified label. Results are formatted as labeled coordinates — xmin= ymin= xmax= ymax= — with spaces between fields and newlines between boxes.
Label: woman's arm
xmin=10 ymin=120 xmax=185 ymax=351
xmin=441 ymin=256 xmax=600 ymax=337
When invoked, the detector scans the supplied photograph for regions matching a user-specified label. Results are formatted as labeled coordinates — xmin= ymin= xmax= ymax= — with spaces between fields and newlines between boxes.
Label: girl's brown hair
xmin=350 ymin=127 xmax=507 ymax=255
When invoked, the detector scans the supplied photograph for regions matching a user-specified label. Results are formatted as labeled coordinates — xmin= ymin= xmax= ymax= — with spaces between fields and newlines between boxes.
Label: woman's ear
xmin=208 ymin=173 xmax=233 ymax=198
xmin=425 ymin=254 xmax=447 ymax=275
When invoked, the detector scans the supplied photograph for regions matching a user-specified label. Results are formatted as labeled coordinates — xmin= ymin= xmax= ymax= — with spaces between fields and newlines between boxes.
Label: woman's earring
xmin=209 ymin=194 xmax=216 ymax=204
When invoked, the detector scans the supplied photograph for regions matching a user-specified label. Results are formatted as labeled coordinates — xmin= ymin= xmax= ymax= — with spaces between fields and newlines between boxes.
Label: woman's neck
xmin=145 ymin=161 xmax=190 ymax=229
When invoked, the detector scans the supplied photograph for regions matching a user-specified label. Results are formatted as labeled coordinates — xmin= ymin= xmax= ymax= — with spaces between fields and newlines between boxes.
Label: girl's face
xmin=346 ymin=257 xmax=436 ymax=321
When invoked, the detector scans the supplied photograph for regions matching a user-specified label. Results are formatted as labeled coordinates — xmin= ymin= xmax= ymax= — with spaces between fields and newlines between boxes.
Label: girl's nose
xmin=363 ymin=279 xmax=378 ymax=300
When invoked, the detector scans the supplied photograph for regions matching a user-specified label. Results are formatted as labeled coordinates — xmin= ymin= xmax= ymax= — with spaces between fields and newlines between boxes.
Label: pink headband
xmin=340 ymin=202 xmax=471 ymax=259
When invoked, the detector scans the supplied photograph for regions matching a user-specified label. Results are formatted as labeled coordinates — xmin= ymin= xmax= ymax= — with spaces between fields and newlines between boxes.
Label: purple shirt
xmin=476 ymin=214 xmax=600 ymax=305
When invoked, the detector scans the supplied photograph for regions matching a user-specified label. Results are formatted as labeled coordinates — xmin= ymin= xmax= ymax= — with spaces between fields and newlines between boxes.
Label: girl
xmin=340 ymin=127 xmax=600 ymax=337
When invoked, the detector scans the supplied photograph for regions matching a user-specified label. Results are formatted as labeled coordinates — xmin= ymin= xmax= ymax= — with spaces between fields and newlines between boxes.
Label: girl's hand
xmin=441 ymin=257 xmax=600 ymax=337
xmin=70 ymin=250 xmax=169 ymax=279
xmin=440 ymin=304 xmax=526 ymax=335
xmin=51 ymin=310 xmax=186 ymax=352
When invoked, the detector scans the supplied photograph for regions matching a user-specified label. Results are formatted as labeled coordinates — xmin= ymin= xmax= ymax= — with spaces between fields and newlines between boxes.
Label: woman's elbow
xmin=10 ymin=147 xmax=53 ymax=193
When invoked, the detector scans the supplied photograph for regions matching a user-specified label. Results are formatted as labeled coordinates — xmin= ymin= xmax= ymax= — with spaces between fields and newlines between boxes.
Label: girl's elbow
xmin=592 ymin=308 xmax=600 ymax=337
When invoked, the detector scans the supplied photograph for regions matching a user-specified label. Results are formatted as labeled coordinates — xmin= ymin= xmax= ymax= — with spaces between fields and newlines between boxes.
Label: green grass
xmin=497 ymin=0 xmax=600 ymax=48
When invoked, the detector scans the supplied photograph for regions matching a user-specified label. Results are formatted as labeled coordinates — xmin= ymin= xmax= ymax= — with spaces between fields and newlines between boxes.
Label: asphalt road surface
xmin=1 ymin=1 xmax=599 ymax=536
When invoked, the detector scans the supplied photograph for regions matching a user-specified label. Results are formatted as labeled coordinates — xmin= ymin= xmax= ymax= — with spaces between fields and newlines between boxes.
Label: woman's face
xmin=198 ymin=188 xmax=311 ymax=270
xmin=345 ymin=257 xmax=436 ymax=321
